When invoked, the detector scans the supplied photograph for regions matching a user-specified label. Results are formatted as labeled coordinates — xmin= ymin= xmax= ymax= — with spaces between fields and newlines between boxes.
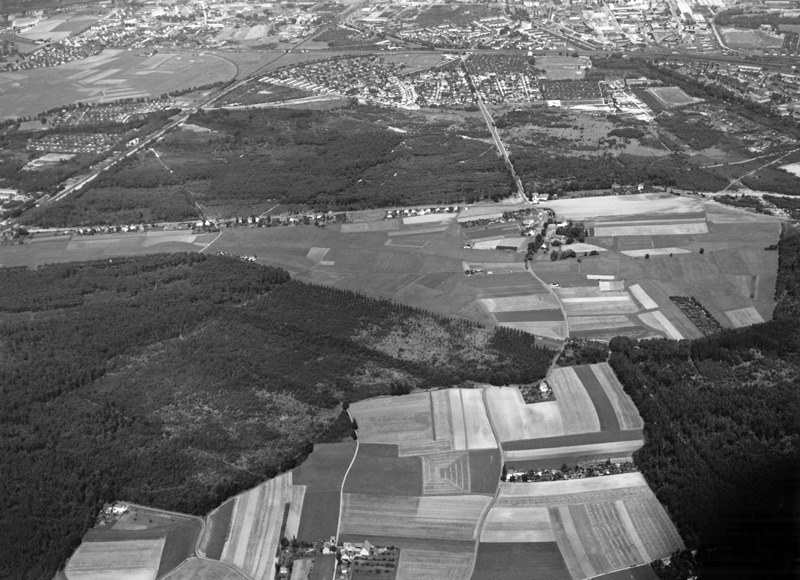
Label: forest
xmin=24 ymin=105 xmax=513 ymax=226
xmin=611 ymin=225 xmax=800 ymax=579
xmin=510 ymin=151 xmax=729 ymax=195
xmin=0 ymin=253 xmax=554 ymax=580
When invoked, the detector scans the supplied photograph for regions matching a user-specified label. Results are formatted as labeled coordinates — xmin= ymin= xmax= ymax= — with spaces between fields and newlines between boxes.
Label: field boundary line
xmin=335 ymin=409 xmax=359 ymax=544
xmin=200 ymin=230 xmax=223 ymax=254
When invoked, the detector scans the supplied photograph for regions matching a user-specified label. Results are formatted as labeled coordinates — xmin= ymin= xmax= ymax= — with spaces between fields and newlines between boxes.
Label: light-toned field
xmin=558 ymin=290 xmax=639 ymax=317
xmin=65 ymin=538 xmax=166 ymax=580
xmin=547 ymin=368 xmax=601 ymax=434
xmin=566 ymin=502 xmax=644 ymax=575
xmin=638 ymin=311 xmax=683 ymax=340
xmin=593 ymin=222 xmax=708 ymax=237
xmin=504 ymin=439 xmax=644 ymax=463
xmin=544 ymin=193 xmax=704 ymax=220
xmin=480 ymin=506 xmax=555 ymax=542
xmin=721 ymin=26 xmax=784 ymax=49
xmin=431 ymin=389 xmax=457 ymax=448
xmin=289 ymin=559 xmax=312 ymax=580
xmin=340 ymin=220 xmax=400 ymax=233
xmin=485 ymin=387 xmax=564 ymax=442
xmin=403 ymin=214 xmax=457 ymax=225
xmin=621 ymin=248 xmax=692 ymax=257
xmin=351 ymin=394 xmax=434 ymax=444
xmin=219 ymin=473 xmax=304 ymax=580
xmin=396 ymin=548 xmax=474 ymax=580
xmin=586 ymin=275 xmax=615 ymax=280
xmin=501 ymin=473 xmax=648 ymax=498
xmin=340 ymin=494 xmax=490 ymax=540
xmin=305 ymin=247 xmax=330 ymax=263
xmin=461 ymin=389 xmax=498 ymax=450
xmin=590 ymin=364 xmax=643 ymax=431
xmin=472 ymin=237 xmax=527 ymax=250
xmin=628 ymin=284 xmax=658 ymax=310
xmin=480 ymin=294 xmax=560 ymax=312
xmin=163 ymin=557 xmax=243 ymax=580
xmin=0 ymin=49 xmax=236 ymax=118
xmin=568 ymin=315 xmax=633 ymax=332
xmin=725 ymin=306 xmax=765 ymax=327
xmin=598 ymin=280 xmax=625 ymax=291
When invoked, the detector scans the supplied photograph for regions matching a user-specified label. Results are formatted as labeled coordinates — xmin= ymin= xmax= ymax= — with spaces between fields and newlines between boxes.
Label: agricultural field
xmin=486 ymin=363 xmax=644 ymax=469
xmin=0 ymin=49 xmax=236 ymax=119
xmin=527 ymin=194 xmax=781 ymax=340
xmin=64 ymin=506 xmax=202 ymax=580
xmin=340 ymin=494 xmax=491 ymax=541
xmin=480 ymin=473 xmax=684 ymax=580
xmin=207 ymin=473 xmax=306 ymax=580
xmin=162 ymin=558 xmax=243 ymax=580
xmin=65 ymin=538 xmax=166 ymax=580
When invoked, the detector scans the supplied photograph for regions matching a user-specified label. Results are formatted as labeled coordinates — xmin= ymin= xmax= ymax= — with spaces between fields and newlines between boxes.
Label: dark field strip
xmin=469 ymin=449 xmax=502 ymax=494
xmin=573 ymin=365 xmax=620 ymax=432
xmin=494 ymin=309 xmax=564 ymax=323
xmin=310 ymin=554 xmax=337 ymax=580
xmin=344 ymin=444 xmax=423 ymax=496
xmin=503 ymin=430 xmax=643 ymax=451
xmin=570 ymin=327 xmax=642 ymax=340
xmin=203 ymin=498 xmax=234 ymax=560
xmin=338 ymin=535 xmax=474 ymax=552
xmin=156 ymin=519 xmax=202 ymax=577
xmin=475 ymin=286 xmax=546 ymax=298
xmin=471 ymin=542 xmax=571 ymax=580
xmin=293 ymin=441 xmax=357 ymax=490
xmin=416 ymin=271 xmax=455 ymax=289
xmin=594 ymin=564 xmax=659 ymax=580
xmin=296 ymin=490 xmax=341 ymax=542
xmin=84 ymin=527 xmax=166 ymax=542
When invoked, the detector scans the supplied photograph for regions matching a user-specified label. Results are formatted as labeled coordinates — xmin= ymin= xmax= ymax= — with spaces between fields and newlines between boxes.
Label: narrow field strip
xmin=503 ymin=439 xmax=644 ymax=463
xmin=628 ymin=284 xmax=659 ymax=310
xmin=548 ymin=367 xmax=601 ymax=435
xmin=621 ymin=248 xmax=692 ymax=258
xmin=567 ymin=315 xmax=633 ymax=332
xmin=615 ymin=500 xmax=651 ymax=564
xmin=499 ymin=473 xmax=648 ymax=498
xmin=590 ymin=364 xmax=644 ymax=431
xmin=572 ymin=365 xmax=621 ymax=432
xmin=461 ymin=389 xmax=497 ymax=450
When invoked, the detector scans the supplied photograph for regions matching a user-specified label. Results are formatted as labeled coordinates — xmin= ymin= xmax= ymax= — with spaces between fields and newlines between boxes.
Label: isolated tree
xmin=645 ymin=253 xmax=650 ymax=259
xmin=699 ymin=248 xmax=705 ymax=254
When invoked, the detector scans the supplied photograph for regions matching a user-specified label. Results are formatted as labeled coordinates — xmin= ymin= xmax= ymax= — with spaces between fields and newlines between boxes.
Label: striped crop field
xmin=461 ymin=389 xmax=497 ymax=450
xmin=621 ymin=495 xmax=685 ymax=561
xmin=480 ymin=294 xmax=560 ymax=312
xmin=590 ymin=363 xmax=643 ymax=431
xmin=396 ymin=548 xmax=475 ymax=580
xmin=485 ymin=387 xmax=564 ymax=442
xmin=480 ymin=506 xmax=555 ymax=543
xmin=65 ymin=538 xmax=166 ymax=580
xmin=422 ymin=451 xmax=470 ymax=495
xmin=219 ymin=473 xmax=304 ymax=580
xmin=494 ymin=309 xmax=564 ymax=322
xmin=340 ymin=494 xmax=491 ymax=541
xmin=498 ymin=473 xmax=649 ymax=501
xmin=351 ymin=394 xmax=433 ymax=444
xmin=548 ymin=368 xmax=601 ymax=435
xmin=429 ymin=389 xmax=497 ymax=451
xmin=567 ymin=315 xmax=634 ymax=332
xmin=571 ymin=366 xmax=619 ymax=431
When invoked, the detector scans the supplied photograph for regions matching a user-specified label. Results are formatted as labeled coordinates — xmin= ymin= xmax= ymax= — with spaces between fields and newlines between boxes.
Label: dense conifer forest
xmin=0 ymin=253 xmax=554 ymax=580
xmin=611 ymin=225 xmax=800 ymax=580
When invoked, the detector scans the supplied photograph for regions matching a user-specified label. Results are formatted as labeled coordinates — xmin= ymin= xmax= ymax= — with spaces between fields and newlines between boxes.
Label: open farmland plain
xmin=0 ymin=49 xmax=235 ymax=119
